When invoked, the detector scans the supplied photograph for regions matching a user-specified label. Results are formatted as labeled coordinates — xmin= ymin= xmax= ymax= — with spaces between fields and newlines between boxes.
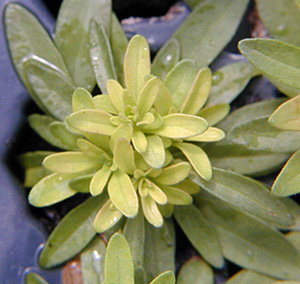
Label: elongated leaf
xmin=174 ymin=205 xmax=224 ymax=268
xmin=25 ymin=272 xmax=49 ymax=284
xmin=151 ymin=38 xmax=180 ymax=80
xmin=191 ymin=167 xmax=294 ymax=226
xmin=141 ymin=195 xmax=163 ymax=227
xmin=4 ymin=3 xmax=69 ymax=85
xmin=39 ymin=194 xmax=106 ymax=268
xmin=228 ymin=117 xmax=300 ymax=153
xmin=150 ymin=113 xmax=208 ymax=139
xmin=144 ymin=220 xmax=175 ymax=280
xmin=77 ymin=139 xmax=110 ymax=161
xmin=279 ymin=198 xmax=300 ymax=231
xmin=69 ymin=174 xmax=92 ymax=192
xmin=67 ymin=109 xmax=115 ymax=135
xmin=269 ymin=94 xmax=300 ymax=130
xmin=225 ymin=270 xmax=276 ymax=284
xmin=110 ymin=122 xmax=133 ymax=151
xmin=159 ymin=185 xmax=192 ymax=205
xmin=154 ymin=83 xmax=173 ymax=117
xmin=239 ymin=39 xmax=300 ymax=92
xmin=114 ymin=138 xmax=136 ymax=174
xmin=175 ymin=142 xmax=212 ymax=180
xmin=72 ymin=88 xmax=95 ymax=112
xmin=173 ymin=0 xmax=249 ymax=68
xmin=272 ymin=149 xmax=300 ymax=196
xmin=124 ymin=35 xmax=150 ymax=99
xmin=93 ymin=94 xmax=118 ymax=114
xmin=185 ymin=127 xmax=225 ymax=142
xmin=256 ymin=0 xmax=300 ymax=46
xmin=23 ymin=57 xmax=75 ymax=120
xmin=150 ymin=271 xmax=175 ymax=284
xmin=207 ymin=61 xmax=260 ymax=107
xmin=198 ymin=104 xmax=230 ymax=126
xmin=105 ymin=233 xmax=134 ymax=284
xmin=108 ymin=170 xmax=138 ymax=217
xmin=177 ymin=258 xmax=214 ymax=284
xmin=55 ymin=0 xmax=111 ymax=90
xmin=90 ymin=21 xmax=117 ymax=93
xmin=81 ymin=236 xmax=106 ymax=284
xmin=90 ymin=167 xmax=111 ymax=196
xmin=132 ymin=129 xmax=148 ymax=153
xmin=197 ymin=195 xmax=300 ymax=280
xmin=142 ymin=135 xmax=165 ymax=169
xmin=164 ymin=60 xmax=197 ymax=109
xmin=29 ymin=173 xmax=78 ymax=207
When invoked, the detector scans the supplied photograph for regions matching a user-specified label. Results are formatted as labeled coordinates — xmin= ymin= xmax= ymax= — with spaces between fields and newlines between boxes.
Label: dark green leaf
xmin=25 ymin=272 xmax=49 ymax=284
xmin=225 ymin=270 xmax=276 ymax=284
xmin=150 ymin=271 xmax=176 ymax=284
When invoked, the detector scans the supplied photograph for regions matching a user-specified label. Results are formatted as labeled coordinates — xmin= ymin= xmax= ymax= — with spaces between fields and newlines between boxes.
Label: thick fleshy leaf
xmin=93 ymin=94 xmax=118 ymax=114
xmin=23 ymin=57 xmax=75 ymax=120
xmin=124 ymin=35 xmax=150 ymax=99
xmin=80 ymin=236 xmax=106 ymax=284
xmin=67 ymin=109 xmax=115 ymax=135
xmin=150 ymin=113 xmax=208 ymax=138
xmin=175 ymin=142 xmax=212 ymax=180
xmin=272 ymin=150 xmax=300 ymax=197
xmin=77 ymin=139 xmax=110 ymax=161
xmin=150 ymin=271 xmax=176 ymax=284
xmin=173 ymin=0 xmax=249 ymax=68
xmin=144 ymin=220 xmax=175 ymax=279
xmin=108 ymin=170 xmax=138 ymax=217
xmin=154 ymin=162 xmax=191 ymax=185
xmin=141 ymin=196 xmax=163 ymax=227
xmin=55 ymin=0 xmax=111 ymax=90
xmin=39 ymin=194 xmax=106 ymax=268
xmin=207 ymin=61 xmax=260 ymax=107
xmin=269 ymin=94 xmax=300 ymax=131
xmin=164 ymin=60 xmax=197 ymax=109
xmin=90 ymin=21 xmax=117 ymax=93
xmin=29 ymin=173 xmax=78 ymax=207
xmin=198 ymin=104 xmax=230 ymax=126
xmin=107 ymin=79 xmax=124 ymax=113
xmin=279 ymin=198 xmax=300 ymax=231
xmin=185 ymin=127 xmax=225 ymax=142
xmin=159 ymin=185 xmax=192 ymax=205
xmin=228 ymin=117 xmax=300 ymax=153
xmin=93 ymin=199 xmax=123 ymax=233
xmin=176 ymin=179 xmax=201 ymax=195
xmin=192 ymin=168 xmax=294 ymax=227
xmin=69 ymin=174 xmax=92 ymax=192
xmin=153 ymin=83 xmax=173 ymax=117
xmin=110 ymin=123 xmax=133 ymax=151
xmin=180 ymin=67 xmax=212 ymax=115
xmin=105 ymin=233 xmax=134 ymax=284
xmin=151 ymin=38 xmax=180 ymax=80
xmin=174 ymin=205 xmax=223 ymax=268
xmin=90 ymin=167 xmax=111 ymax=196
xmin=72 ymin=88 xmax=95 ymax=112
xmin=239 ymin=39 xmax=300 ymax=92
xmin=146 ymin=180 xmax=168 ymax=205
xmin=25 ymin=272 xmax=49 ymax=284
xmin=197 ymin=195 xmax=300 ymax=280
xmin=84 ymin=133 xmax=111 ymax=153
xmin=142 ymin=135 xmax=165 ymax=169
xmin=114 ymin=138 xmax=136 ymax=174
xmin=256 ymin=0 xmax=300 ymax=47
xmin=177 ymin=258 xmax=214 ymax=284
xmin=4 ymin=3 xmax=69 ymax=85
xmin=43 ymin=152 xmax=100 ymax=173
xmin=132 ymin=129 xmax=148 ymax=153
xmin=225 ymin=270 xmax=276 ymax=284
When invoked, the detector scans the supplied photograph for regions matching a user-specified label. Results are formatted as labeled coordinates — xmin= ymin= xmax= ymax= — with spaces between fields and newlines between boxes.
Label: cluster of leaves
xmin=5 ymin=0 xmax=300 ymax=283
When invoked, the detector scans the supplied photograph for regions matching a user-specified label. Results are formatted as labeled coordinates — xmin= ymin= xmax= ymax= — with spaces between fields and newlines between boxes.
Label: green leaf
xmin=272 ymin=149 xmax=300 ymax=196
xmin=142 ymin=135 xmax=165 ymax=169
xmin=154 ymin=162 xmax=191 ymax=185
xmin=151 ymin=38 xmax=180 ymax=80
xmin=180 ymin=67 xmax=212 ymax=115
xmin=228 ymin=117 xmax=300 ymax=153
xmin=191 ymin=167 xmax=294 ymax=227
xmin=269 ymin=94 xmax=300 ymax=131
xmin=67 ymin=109 xmax=115 ymax=135
xmin=43 ymin=152 xmax=101 ymax=173
xmin=132 ymin=129 xmax=148 ymax=153
xmin=150 ymin=271 xmax=176 ymax=284
xmin=175 ymin=142 xmax=212 ymax=180
xmin=150 ymin=113 xmax=208 ymax=139
xmin=114 ymin=138 xmax=136 ymax=174
xmin=25 ymin=272 xmax=49 ymax=284
xmin=225 ymin=270 xmax=276 ymax=284
xmin=185 ymin=127 xmax=225 ymax=142
xmin=124 ymin=35 xmax=151 ymax=99
xmin=69 ymin=174 xmax=92 ymax=193
xmin=197 ymin=195 xmax=300 ymax=281
xmin=55 ymin=0 xmax=111 ymax=90
xmin=39 ymin=194 xmax=106 ymax=268
xmin=77 ymin=138 xmax=110 ymax=161
xmin=159 ymin=185 xmax=192 ymax=205
xmin=177 ymin=258 xmax=214 ymax=284
xmin=256 ymin=0 xmax=300 ymax=47
xmin=141 ymin=196 xmax=163 ymax=227
xmin=29 ymin=173 xmax=78 ymax=207
xmin=93 ymin=199 xmax=123 ymax=233
xmin=4 ymin=3 xmax=69 ymax=86
xmin=93 ymin=94 xmax=118 ymax=114
xmin=164 ymin=60 xmax=197 ymax=109
xmin=90 ymin=21 xmax=117 ymax=94
xmin=110 ymin=123 xmax=133 ymax=151
xmin=23 ymin=57 xmax=75 ymax=120
xmin=239 ymin=39 xmax=300 ymax=92
xmin=80 ymin=236 xmax=106 ymax=284
xmin=207 ymin=61 xmax=260 ymax=107
xmin=72 ymin=88 xmax=95 ymax=111
xmin=198 ymin=103 xmax=230 ymax=126
xmin=108 ymin=170 xmax=138 ymax=217
xmin=105 ymin=233 xmax=134 ymax=284
xmin=90 ymin=167 xmax=111 ymax=196
xmin=107 ymin=79 xmax=124 ymax=113
xmin=153 ymin=83 xmax=173 ymax=117
xmin=174 ymin=205 xmax=224 ymax=268
xmin=144 ymin=220 xmax=175 ymax=280
xmin=279 ymin=198 xmax=300 ymax=231
xmin=145 ymin=180 xmax=167 ymax=205
xmin=173 ymin=0 xmax=249 ymax=68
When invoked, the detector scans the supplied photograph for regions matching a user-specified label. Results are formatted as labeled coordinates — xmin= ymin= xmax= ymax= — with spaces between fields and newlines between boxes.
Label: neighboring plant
xmin=5 ymin=0 xmax=300 ymax=283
